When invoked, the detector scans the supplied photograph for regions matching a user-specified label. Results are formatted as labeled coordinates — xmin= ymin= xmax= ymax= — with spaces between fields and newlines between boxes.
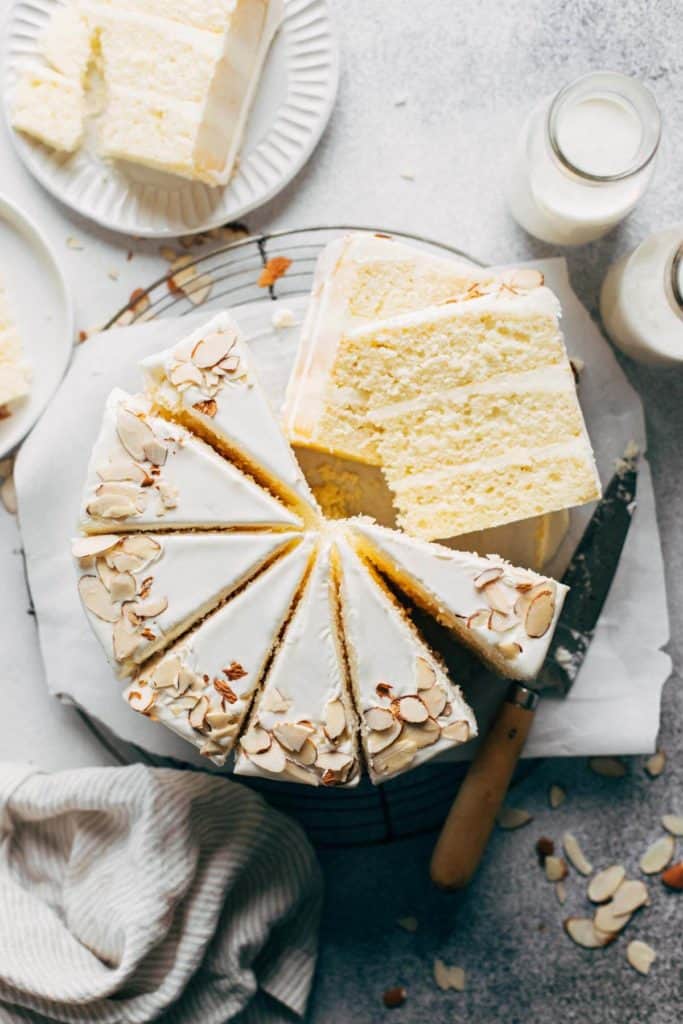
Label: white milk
xmin=506 ymin=73 xmax=661 ymax=246
xmin=600 ymin=229 xmax=683 ymax=366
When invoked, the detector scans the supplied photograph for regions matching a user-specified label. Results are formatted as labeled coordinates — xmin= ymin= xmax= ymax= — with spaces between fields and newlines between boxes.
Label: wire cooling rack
xmin=89 ymin=224 xmax=535 ymax=848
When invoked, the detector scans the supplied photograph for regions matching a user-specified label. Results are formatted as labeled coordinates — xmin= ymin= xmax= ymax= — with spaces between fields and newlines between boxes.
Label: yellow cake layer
xmin=346 ymin=259 xmax=496 ymax=321
xmin=392 ymin=451 xmax=600 ymax=539
xmin=312 ymin=398 xmax=382 ymax=465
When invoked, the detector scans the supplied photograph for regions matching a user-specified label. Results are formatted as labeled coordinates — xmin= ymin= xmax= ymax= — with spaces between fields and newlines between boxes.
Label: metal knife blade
xmin=538 ymin=450 xmax=638 ymax=695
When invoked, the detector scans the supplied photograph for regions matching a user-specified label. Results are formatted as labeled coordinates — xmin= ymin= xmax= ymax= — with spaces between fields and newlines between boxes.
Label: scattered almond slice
xmin=662 ymin=813 xmax=683 ymax=836
xmin=563 ymin=832 xmax=593 ymax=875
xmin=588 ymin=865 xmax=626 ymax=903
xmin=640 ymin=835 xmax=675 ymax=874
xmin=545 ymin=856 xmax=568 ymax=882
xmin=72 ymin=535 xmax=120 ymax=559
xmin=589 ymin=756 xmax=627 ymax=778
xmin=564 ymin=917 xmax=613 ymax=949
xmin=78 ymin=575 xmax=120 ymax=623
xmin=324 ymin=697 xmax=347 ymax=740
xmin=661 ymin=862 xmax=683 ymax=890
xmin=644 ymin=750 xmax=666 ymax=777
xmin=186 ymin=273 xmax=214 ymax=306
xmin=497 ymin=807 xmax=533 ymax=830
xmin=555 ymin=881 xmax=567 ymax=905
xmin=548 ymin=783 xmax=566 ymax=809
xmin=611 ymin=879 xmax=649 ymax=915
xmin=396 ymin=916 xmax=418 ymax=933
xmin=594 ymin=901 xmax=632 ymax=935
xmin=626 ymin=940 xmax=656 ymax=975
xmin=433 ymin=959 xmax=465 ymax=992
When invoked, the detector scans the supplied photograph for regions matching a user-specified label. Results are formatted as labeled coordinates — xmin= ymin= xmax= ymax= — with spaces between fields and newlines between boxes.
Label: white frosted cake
xmin=73 ymin=530 xmax=300 ymax=676
xmin=0 ymin=279 xmax=31 ymax=414
xmin=124 ymin=535 xmax=316 ymax=765
xmin=336 ymin=536 xmax=477 ymax=783
xmin=235 ymin=537 xmax=361 ymax=787
xmin=80 ymin=389 xmax=300 ymax=533
xmin=141 ymin=313 xmax=320 ymax=524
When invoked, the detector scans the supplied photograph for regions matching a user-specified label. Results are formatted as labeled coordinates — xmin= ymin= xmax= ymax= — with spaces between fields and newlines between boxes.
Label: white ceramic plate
xmin=0 ymin=193 xmax=73 ymax=458
xmin=3 ymin=0 xmax=338 ymax=237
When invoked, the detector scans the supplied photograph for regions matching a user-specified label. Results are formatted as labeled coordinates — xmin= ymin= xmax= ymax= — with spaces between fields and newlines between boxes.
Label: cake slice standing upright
xmin=347 ymin=520 xmax=568 ymax=682
xmin=235 ymin=536 xmax=360 ymax=786
xmin=336 ymin=535 xmax=477 ymax=783
xmin=142 ymin=313 xmax=320 ymax=525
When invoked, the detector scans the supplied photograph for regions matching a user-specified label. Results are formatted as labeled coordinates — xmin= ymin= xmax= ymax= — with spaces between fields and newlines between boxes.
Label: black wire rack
xmin=89 ymin=224 xmax=537 ymax=848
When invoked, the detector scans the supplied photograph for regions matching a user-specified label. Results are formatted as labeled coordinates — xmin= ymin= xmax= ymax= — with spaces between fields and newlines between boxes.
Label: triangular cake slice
xmin=235 ymin=536 xmax=360 ymax=787
xmin=347 ymin=520 xmax=568 ymax=682
xmin=122 ymin=534 xmax=316 ymax=766
xmin=80 ymin=389 xmax=301 ymax=533
xmin=73 ymin=530 xmax=300 ymax=677
xmin=141 ymin=313 xmax=320 ymax=525
xmin=336 ymin=536 xmax=477 ymax=784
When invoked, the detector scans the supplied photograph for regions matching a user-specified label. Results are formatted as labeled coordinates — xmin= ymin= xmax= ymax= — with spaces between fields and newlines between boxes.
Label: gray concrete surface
xmin=252 ymin=2 xmax=683 ymax=1020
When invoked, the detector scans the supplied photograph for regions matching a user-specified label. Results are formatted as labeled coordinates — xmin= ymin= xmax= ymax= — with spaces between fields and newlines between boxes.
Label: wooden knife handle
xmin=430 ymin=684 xmax=539 ymax=890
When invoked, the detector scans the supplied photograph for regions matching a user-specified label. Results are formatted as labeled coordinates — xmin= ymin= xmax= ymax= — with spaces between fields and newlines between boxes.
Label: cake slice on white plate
xmin=0 ymin=279 xmax=31 ymax=414
xmin=73 ymin=529 xmax=301 ymax=677
xmin=141 ymin=313 xmax=321 ymax=525
xmin=79 ymin=389 xmax=302 ymax=533
xmin=336 ymin=535 xmax=477 ymax=783
xmin=346 ymin=519 xmax=568 ymax=682
xmin=235 ymin=536 xmax=361 ymax=787
xmin=123 ymin=533 xmax=317 ymax=766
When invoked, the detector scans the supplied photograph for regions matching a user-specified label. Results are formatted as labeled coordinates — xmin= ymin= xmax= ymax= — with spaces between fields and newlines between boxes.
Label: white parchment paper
xmin=15 ymin=258 xmax=671 ymax=766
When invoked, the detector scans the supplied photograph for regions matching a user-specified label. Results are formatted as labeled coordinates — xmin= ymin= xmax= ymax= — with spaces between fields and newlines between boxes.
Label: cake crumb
xmin=271 ymin=307 xmax=296 ymax=329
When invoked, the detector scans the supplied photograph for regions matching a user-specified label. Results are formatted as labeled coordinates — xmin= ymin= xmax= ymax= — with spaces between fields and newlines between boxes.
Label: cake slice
xmin=88 ymin=0 xmax=235 ymax=34
xmin=347 ymin=520 xmax=568 ymax=682
xmin=12 ymin=66 xmax=86 ymax=153
xmin=336 ymin=536 xmax=477 ymax=783
xmin=80 ymin=389 xmax=301 ymax=533
xmin=40 ymin=2 xmax=92 ymax=80
xmin=0 ymin=282 xmax=31 ymax=413
xmin=142 ymin=313 xmax=320 ymax=525
xmin=282 ymin=231 xmax=499 ymax=464
xmin=235 ymin=537 xmax=361 ymax=787
xmin=123 ymin=533 xmax=316 ymax=765
xmin=73 ymin=530 xmax=300 ymax=676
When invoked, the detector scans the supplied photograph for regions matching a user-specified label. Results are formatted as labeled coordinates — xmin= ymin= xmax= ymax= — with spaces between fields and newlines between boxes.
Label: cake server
xmin=430 ymin=451 xmax=638 ymax=889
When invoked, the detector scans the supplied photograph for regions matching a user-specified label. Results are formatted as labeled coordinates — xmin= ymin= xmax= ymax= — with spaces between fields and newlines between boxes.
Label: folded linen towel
xmin=0 ymin=763 xmax=322 ymax=1024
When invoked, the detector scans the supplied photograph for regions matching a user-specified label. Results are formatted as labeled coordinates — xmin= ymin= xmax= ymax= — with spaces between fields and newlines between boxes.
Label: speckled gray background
xmin=250 ymin=2 xmax=683 ymax=1020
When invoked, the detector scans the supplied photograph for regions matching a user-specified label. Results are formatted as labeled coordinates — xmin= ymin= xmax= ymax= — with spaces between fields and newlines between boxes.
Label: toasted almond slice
xmin=172 ymin=695 xmax=201 ymax=712
xmin=108 ymin=571 xmax=137 ymax=603
xmin=283 ymin=759 xmax=319 ymax=785
xmin=78 ymin=575 xmax=120 ymax=622
xmin=260 ymin=687 xmax=291 ymax=714
xmin=248 ymin=740 xmax=287 ymax=774
xmin=290 ymin=737 xmax=318 ymax=767
xmin=594 ymin=902 xmax=632 ymax=935
xmin=96 ymin=481 xmax=141 ymax=501
xmin=120 ymin=535 xmax=162 ymax=563
xmin=421 ymin=685 xmax=447 ymax=718
xmin=402 ymin=718 xmax=440 ymax=750
xmin=315 ymin=750 xmax=353 ymax=772
xmin=130 ymin=596 xmax=168 ymax=619
xmin=588 ymin=865 xmax=626 ymax=903
xmin=367 ymin=719 xmax=403 ymax=754
xmin=474 ymin=566 xmax=504 ymax=589
xmin=199 ymin=738 xmax=225 ymax=757
xmin=72 ymin=535 xmax=119 ymax=559
xmin=169 ymin=361 xmax=203 ymax=388
xmin=489 ymin=609 xmax=518 ymax=633
xmin=626 ymin=940 xmax=656 ymax=976
xmin=86 ymin=495 xmax=138 ymax=519
xmin=640 ymin=834 xmax=675 ymax=874
xmin=415 ymin=656 xmax=436 ymax=690
xmin=644 ymin=749 xmax=666 ymax=777
xmin=545 ymin=856 xmax=568 ymax=882
xmin=589 ymin=756 xmax=627 ymax=778
xmin=116 ymin=406 xmax=155 ymax=461
xmin=396 ymin=695 xmax=428 ymax=724
xmin=273 ymin=721 xmax=312 ymax=753
xmin=372 ymin=738 xmax=418 ymax=775
xmin=192 ymin=332 xmax=231 ymax=369
xmin=241 ymin=725 xmax=271 ymax=755
xmin=563 ymin=917 xmax=613 ymax=949
xmin=548 ymin=783 xmax=566 ymax=809
xmin=497 ymin=640 xmax=522 ymax=660
xmin=466 ymin=609 xmax=490 ymax=630
xmin=525 ymin=589 xmax=555 ymax=638
xmin=433 ymin=959 xmax=465 ymax=992
xmin=555 ymin=881 xmax=567 ymax=905
xmin=113 ymin=615 xmax=143 ymax=661
xmin=143 ymin=438 xmax=168 ymax=467
xmin=441 ymin=720 xmax=471 ymax=743
xmin=563 ymin=832 xmax=593 ymax=875
xmin=662 ymin=813 xmax=683 ymax=836
xmin=96 ymin=558 xmax=119 ymax=592
xmin=484 ymin=580 xmax=516 ymax=615
xmin=365 ymin=706 xmax=395 ymax=731
xmin=188 ymin=695 xmax=209 ymax=730
xmin=97 ymin=457 xmax=147 ymax=483
xmin=497 ymin=807 xmax=532 ymax=830
xmin=324 ymin=697 xmax=347 ymax=740
xmin=127 ymin=688 xmax=155 ymax=714
xmin=502 ymin=267 xmax=544 ymax=291
xmin=611 ymin=879 xmax=649 ymax=916
xmin=205 ymin=709 xmax=237 ymax=732
xmin=151 ymin=655 xmax=181 ymax=689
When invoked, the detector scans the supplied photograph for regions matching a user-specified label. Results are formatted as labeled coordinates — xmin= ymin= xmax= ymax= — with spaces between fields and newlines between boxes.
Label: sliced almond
xmin=589 ymin=756 xmax=627 ymax=778
xmin=497 ymin=807 xmax=532 ymax=830
xmin=130 ymin=596 xmax=168 ymax=619
xmin=497 ymin=640 xmax=522 ymax=660
xmin=273 ymin=721 xmax=312 ymax=753
xmin=241 ymin=725 xmax=271 ymax=755
xmin=421 ymin=685 xmax=447 ymax=718
xmin=283 ymin=759 xmax=319 ymax=785
xmin=626 ymin=940 xmax=656 ymax=976
xmin=247 ymin=740 xmax=286 ymax=774
xmin=555 ymin=881 xmax=567 ymax=905
xmin=367 ymin=718 xmax=402 ymax=754
xmin=260 ymin=687 xmax=291 ymax=714
xmin=639 ymin=834 xmax=675 ymax=875
xmin=484 ymin=580 xmax=516 ymax=615
xmin=611 ymin=879 xmax=649 ymax=916
xmin=108 ymin=571 xmax=137 ymax=603
xmin=192 ymin=332 xmax=231 ymax=369
xmin=525 ymin=589 xmax=555 ymax=638
xmin=152 ymin=655 xmax=181 ymax=689
xmin=126 ymin=688 xmax=155 ymax=714
xmin=86 ymin=495 xmax=138 ymax=519
xmin=96 ymin=558 xmax=119 ymax=592
xmin=594 ymin=902 xmax=632 ymax=935
xmin=205 ymin=709 xmax=237 ymax=732
xmin=466 ymin=608 xmax=490 ymax=630
xmin=97 ymin=458 xmax=146 ymax=483
xmin=169 ymin=362 xmax=203 ymax=388
xmin=415 ymin=656 xmax=436 ymax=690
xmin=188 ymin=695 xmax=209 ymax=731
xmin=644 ymin=749 xmax=666 ymax=777
xmin=113 ymin=615 xmax=143 ymax=661
xmin=563 ymin=832 xmax=593 ymax=876
xmin=315 ymin=750 xmax=353 ymax=772
xmin=364 ymin=706 xmax=395 ymax=731
xmin=71 ymin=535 xmax=119 ymax=559
xmin=488 ymin=609 xmax=518 ymax=633
xmin=142 ymin=438 xmax=168 ymax=467
xmin=548 ymin=783 xmax=566 ymax=809
xmin=120 ymin=534 xmax=161 ymax=566
xmin=474 ymin=566 xmax=504 ymax=589
xmin=662 ymin=813 xmax=683 ymax=836
xmin=402 ymin=718 xmax=440 ymax=750
xmin=433 ymin=959 xmax=465 ymax=992
xmin=588 ymin=865 xmax=626 ymax=903
xmin=396 ymin=695 xmax=428 ymax=724
xmin=563 ymin=917 xmax=613 ymax=949
xmin=186 ymin=273 xmax=213 ymax=306
xmin=324 ymin=697 xmax=347 ymax=740
xmin=545 ymin=856 xmax=568 ymax=882
xmin=441 ymin=720 xmax=471 ymax=743
xmin=502 ymin=267 xmax=544 ymax=291
xmin=372 ymin=738 xmax=418 ymax=775
xmin=116 ymin=406 xmax=155 ymax=461
xmin=290 ymin=737 xmax=317 ymax=767
xmin=78 ymin=576 xmax=120 ymax=622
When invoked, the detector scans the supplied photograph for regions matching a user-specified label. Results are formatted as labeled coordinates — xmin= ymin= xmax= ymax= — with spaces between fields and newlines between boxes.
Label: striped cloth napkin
xmin=0 ymin=763 xmax=322 ymax=1023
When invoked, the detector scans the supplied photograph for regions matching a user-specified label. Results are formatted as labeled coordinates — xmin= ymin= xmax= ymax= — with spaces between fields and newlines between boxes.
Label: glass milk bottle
xmin=600 ymin=229 xmax=683 ymax=366
xmin=506 ymin=72 xmax=661 ymax=245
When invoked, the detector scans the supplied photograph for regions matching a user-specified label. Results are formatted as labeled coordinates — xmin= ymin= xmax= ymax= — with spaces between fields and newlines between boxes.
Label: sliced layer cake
xmin=80 ymin=389 xmax=301 ymax=533
xmin=336 ymin=536 xmax=477 ymax=783
xmin=123 ymin=534 xmax=316 ymax=766
xmin=347 ymin=520 xmax=568 ymax=682
xmin=283 ymin=231 xmax=498 ymax=464
xmin=235 ymin=537 xmax=361 ymax=787
xmin=142 ymin=313 xmax=320 ymax=525
xmin=0 ymin=278 xmax=31 ymax=414
xmin=73 ymin=530 xmax=300 ymax=676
